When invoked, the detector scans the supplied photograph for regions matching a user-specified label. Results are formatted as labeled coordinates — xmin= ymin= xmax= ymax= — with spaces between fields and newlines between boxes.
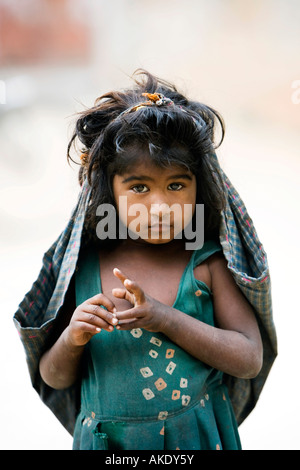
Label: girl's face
xmin=112 ymin=149 xmax=197 ymax=245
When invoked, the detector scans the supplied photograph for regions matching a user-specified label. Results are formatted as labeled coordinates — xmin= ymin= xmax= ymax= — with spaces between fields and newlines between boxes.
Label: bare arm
xmin=113 ymin=255 xmax=263 ymax=379
xmin=161 ymin=254 xmax=263 ymax=378
xmin=39 ymin=327 xmax=85 ymax=390
xmin=39 ymin=291 xmax=118 ymax=390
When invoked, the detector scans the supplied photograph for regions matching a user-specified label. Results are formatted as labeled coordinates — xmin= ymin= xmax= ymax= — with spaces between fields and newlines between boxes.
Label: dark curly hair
xmin=67 ymin=70 xmax=226 ymax=246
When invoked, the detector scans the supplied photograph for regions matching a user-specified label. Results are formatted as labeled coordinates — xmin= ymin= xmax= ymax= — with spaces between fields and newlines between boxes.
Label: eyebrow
xmin=121 ymin=173 xmax=193 ymax=184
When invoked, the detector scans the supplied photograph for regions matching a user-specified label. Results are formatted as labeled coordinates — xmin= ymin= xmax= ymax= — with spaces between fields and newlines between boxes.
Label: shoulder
xmin=207 ymin=251 xmax=238 ymax=293
xmin=206 ymin=251 xmax=257 ymax=325
xmin=193 ymin=251 xmax=224 ymax=290
xmin=207 ymin=250 xmax=228 ymax=272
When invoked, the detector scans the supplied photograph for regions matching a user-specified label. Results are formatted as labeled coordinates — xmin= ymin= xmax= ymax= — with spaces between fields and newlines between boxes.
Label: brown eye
xmin=168 ymin=183 xmax=183 ymax=191
xmin=131 ymin=184 xmax=149 ymax=193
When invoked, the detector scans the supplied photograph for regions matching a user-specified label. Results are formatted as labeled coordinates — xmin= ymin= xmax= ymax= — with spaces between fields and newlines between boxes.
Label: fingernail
xmin=96 ymin=327 xmax=101 ymax=332
xmin=112 ymin=307 xmax=117 ymax=313
xmin=112 ymin=318 xmax=118 ymax=325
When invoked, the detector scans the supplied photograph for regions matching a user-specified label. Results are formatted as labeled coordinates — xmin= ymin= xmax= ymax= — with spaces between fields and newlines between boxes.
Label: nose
xmin=149 ymin=202 xmax=171 ymax=222
xmin=148 ymin=189 xmax=171 ymax=208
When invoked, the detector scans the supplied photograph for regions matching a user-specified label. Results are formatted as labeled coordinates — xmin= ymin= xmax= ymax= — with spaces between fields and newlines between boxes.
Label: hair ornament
xmin=80 ymin=152 xmax=89 ymax=167
xmin=119 ymin=92 xmax=173 ymax=117
xmin=141 ymin=92 xmax=173 ymax=106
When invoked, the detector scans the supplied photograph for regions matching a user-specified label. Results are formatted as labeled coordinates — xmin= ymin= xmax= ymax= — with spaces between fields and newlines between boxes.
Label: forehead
xmin=115 ymin=142 xmax=194 ymax=176
xmin=120 ymin=159 xmax=194 ymax=180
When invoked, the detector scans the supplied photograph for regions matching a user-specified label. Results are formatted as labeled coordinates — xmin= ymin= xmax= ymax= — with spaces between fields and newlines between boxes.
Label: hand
xmin=65 ymin=293 xmax=119 ymax=347
xmin=112 ymin=268 xmax=169 ymax=333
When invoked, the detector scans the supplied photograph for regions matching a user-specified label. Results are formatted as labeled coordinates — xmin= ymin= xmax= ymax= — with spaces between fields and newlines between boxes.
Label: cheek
xmin=171 ymin=203 xmax=194 ymax=234
xmin=182 ymin=203 xmax=195 ymax=228
xmin=112 ymin=176 xmax=125 ymax=214
xmin=179 ymin=185 xmax=197 ymax=227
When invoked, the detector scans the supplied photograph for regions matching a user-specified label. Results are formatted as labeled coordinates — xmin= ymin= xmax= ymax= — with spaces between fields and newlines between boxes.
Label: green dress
xmin=72 ymin=240 xmax=241 ymax=450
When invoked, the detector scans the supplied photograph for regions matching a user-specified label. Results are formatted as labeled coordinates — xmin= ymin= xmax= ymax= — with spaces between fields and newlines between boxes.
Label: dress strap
xmin=75 ymin=247 xmax=101 ymax=307
xmin=193 ymin=240 xmax=222 ymax=268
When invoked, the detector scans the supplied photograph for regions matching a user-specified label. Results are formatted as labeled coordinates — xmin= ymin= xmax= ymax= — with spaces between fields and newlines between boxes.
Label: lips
xmin=151 ymin=223 xmax=169 ymax=227
xmin=148 ymin=223 xmax=173 ymax=233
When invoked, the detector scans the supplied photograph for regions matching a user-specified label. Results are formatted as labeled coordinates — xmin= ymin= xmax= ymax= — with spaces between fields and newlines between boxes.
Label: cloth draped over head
xmin=13 ymin=152 xmax=277 ymax=435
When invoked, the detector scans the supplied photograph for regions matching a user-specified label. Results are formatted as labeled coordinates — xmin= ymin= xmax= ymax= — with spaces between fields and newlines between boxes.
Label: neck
xmin=119 ymin=237 xmax=186 ymax=253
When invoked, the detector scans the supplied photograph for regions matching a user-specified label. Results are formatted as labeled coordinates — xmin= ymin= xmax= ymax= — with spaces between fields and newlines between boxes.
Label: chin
xmin=143 ymin=237 xmax=173 ymax=245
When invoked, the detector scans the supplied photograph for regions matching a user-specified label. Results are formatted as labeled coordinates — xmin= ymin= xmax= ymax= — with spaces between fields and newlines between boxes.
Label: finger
xmin=113 ymin=268 xmax=145 ymax=304
xmin=73 ymin=319 xmax=103 ymax=335
xmin=113 ymin=268 xmax=131 ymax=292
xmin=115 ymin=307 xmax=141 ymax=321
xmin=116 ymin=319 xmax=140 ymax=331
xmin=113 ymin=267 xmax=129 ymax=284
xmin=87 ymin=293 xmax=116 ymax=313
xmin=78 ymin=311 xmax=116 ymax=332
xmin=123 ymin=279 xmax=145 ymax=304
xmin=111 ymin=287 xmax=134 ymax=305
xmin=84 ymin=304 xmax=119 ymax=327
xmin=77 ymin=320 xmax=113 ymax=334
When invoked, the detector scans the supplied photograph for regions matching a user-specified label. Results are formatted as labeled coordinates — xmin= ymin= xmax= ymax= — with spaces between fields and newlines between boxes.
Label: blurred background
xmin=0 ymin=0 xmax=299 ymax=450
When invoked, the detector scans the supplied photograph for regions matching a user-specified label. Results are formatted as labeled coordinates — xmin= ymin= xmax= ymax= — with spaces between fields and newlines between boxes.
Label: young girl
xmin=14 ymin=70 xmax=277 ymax=450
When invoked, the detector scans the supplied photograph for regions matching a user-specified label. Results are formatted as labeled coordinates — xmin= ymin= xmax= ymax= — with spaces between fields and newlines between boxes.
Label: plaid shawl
xmin=13 ymin=154 xmax=277 ymax=435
